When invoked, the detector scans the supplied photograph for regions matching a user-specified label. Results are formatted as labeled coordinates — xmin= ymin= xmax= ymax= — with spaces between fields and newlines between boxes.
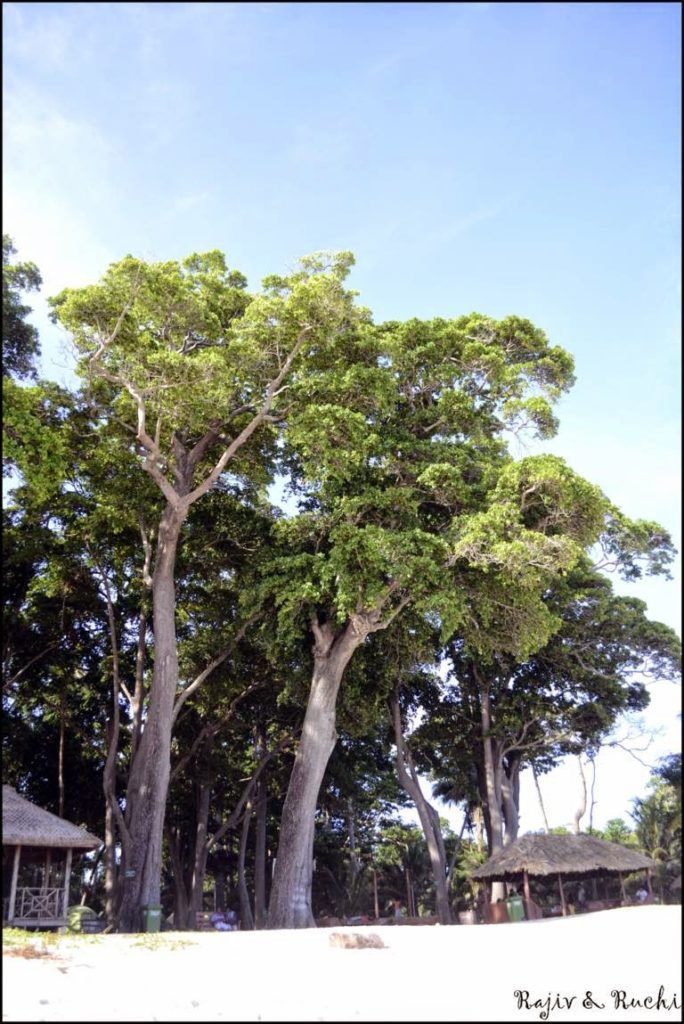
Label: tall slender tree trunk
xmin=130 ymin=605 xmax=148 ymax=765
xmin=588 ymin=755 xmax=598 ymax=832
xmin=268 ymin=622 xmax=359 ymax=929
xmin=237 ymin=801 xmax=255 ymax=930
xmin=573 ymin=756 xmax=588 ymax=835
xmin=532 ymin=766 xmax=550 ymax=833
xmin=58 ymin=688 xmax=66 ymax=818
xmin=168 ymin=826 xmax=189 ymax=929
xmin=104 ymin=799 xmax=118 ymax=925
xmin=119 ymin=505 xmax=185 ymax=931
xmin=189 ymin=782 xmax=212 ymax=924
xmin=347 ymin=797 xmax=360 ymax=883
xmin=391 ymin=693 xmax=452 ymax=925
xmin=253 ymin=758 xmax=268 ymax=928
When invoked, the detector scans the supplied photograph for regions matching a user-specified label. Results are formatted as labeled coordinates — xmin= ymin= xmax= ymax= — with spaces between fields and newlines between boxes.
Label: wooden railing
xmin=14 ymin=887 xmax=66 ymax=920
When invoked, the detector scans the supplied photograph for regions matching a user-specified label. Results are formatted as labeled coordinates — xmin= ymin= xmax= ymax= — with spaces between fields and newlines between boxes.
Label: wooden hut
xmin=471 ymin=833 xmax=655 ymax=921
xmin=2 ymin=785 xmax=101 ymax=930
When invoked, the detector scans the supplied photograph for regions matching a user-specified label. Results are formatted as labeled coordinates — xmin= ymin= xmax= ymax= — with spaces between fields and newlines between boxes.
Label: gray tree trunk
xmin=479 ymin=678 xmax=506 ymax=901
xmin=268 ymin=621 xmax=359 ymax=929
xmin=189 ymin=782 xmax=212 ymax=924
xmin=480 ymin=683 xmax=504 ymax=853
xmin=502 ymin=756 xmax=521 ymax=845
xmin=391 ymin=693 xmax=452 ymax=925
xmin=168 ymin=827 xmax=189 ymax=929
xmin=347 ymin=797 xmax=360 ymax=883
xmin=118 ymin=505 xmax=185 ymax=931
xmin=237 ymin=801 xmax=255 ymax=930
xmin=104 ymin=799 xmax=118 ymax=925
xmin=573 ymin=756 xmax=588 ymax=834
xmin=253 ymin=757 xmax=268 ymax=928
xmin=532 ymin=765 xmax=551 ymax=833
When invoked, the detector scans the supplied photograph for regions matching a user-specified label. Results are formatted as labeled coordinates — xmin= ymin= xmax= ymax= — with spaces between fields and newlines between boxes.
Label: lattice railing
xmin=14 ymin=887 xmax=66 ymax=920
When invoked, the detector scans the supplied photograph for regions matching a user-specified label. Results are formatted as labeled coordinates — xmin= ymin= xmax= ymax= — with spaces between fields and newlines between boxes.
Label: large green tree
xmin=258 ymin=312 xmax=640 ymax=927
xmin=412 ymin=563 xmax=680 ymax=857
xmin=49 ymin=249 xmax=364 ymax=930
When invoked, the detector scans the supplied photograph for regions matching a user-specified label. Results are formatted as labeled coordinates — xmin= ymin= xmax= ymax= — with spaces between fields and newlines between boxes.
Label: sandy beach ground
xmin=2 ymin=905 xmax=681 ymax=1022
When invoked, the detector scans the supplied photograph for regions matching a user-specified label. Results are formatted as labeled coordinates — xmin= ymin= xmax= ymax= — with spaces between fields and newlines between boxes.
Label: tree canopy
xmin=3 ymin=242 xmax=680 ymax=930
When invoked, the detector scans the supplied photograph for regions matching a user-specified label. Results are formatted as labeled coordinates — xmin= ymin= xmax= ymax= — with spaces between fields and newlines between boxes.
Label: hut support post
xmin=645 ymin=868 xmax=653 ymax=900
xmin=557 ymin=874 xmax=567 ymax=917
xmin=523 ymin=870 xmax=531 ymax=901
xmin=618 ymin=871 xmax=626 ymax=902
xmin=62 ymin=848 xmax=73 ymax=922
xmin=8 ymin=845 xmax=21 ymax=923
xmin=44 ymin=849 xmax=52 ymax=891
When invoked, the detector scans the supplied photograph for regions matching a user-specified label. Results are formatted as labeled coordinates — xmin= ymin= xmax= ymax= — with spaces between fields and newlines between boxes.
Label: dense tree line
xmin=3 ymin=236 xmax=681 ymax=930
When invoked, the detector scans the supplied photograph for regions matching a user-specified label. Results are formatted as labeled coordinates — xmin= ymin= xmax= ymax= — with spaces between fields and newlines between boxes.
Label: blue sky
xmin=4 ymin=2 xmax=681 ymax=831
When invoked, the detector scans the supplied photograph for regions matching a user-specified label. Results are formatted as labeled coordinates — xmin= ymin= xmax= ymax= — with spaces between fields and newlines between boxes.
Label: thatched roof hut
xmin=471 ymin=834 xmax=655 ymax=920
xmin=2 ymin=786 xmax=101 ymax=929
xmin=471 ymin=833 xmax=653 ymax=881
xmin=2 ymin=785 xmax=101 ymax=849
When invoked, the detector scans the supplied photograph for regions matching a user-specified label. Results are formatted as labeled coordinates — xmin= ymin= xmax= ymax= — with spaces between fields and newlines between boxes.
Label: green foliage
xmin=67 ymin=905 xmax=98 ymax=932
xmin=2 ymin=379 xmax=73 ymax=499
xmin=631 ymin=776 xmax=681 ymax=864
xmin=4 ymin=242 xmax=679 ymax=927
xmin=48 ymin=249 xmax=364 ymax=497
xmin=599 ymin=818 xmax=638 ymax=847
xmin=2 ymin=234 xmax=42 ymax=381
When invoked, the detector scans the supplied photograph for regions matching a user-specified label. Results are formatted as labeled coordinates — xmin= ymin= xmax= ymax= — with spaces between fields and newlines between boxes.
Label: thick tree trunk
xmin=268 ymin=622 xmax=359 ymax=929
xmin=118 ymin=505 xmax=185 ymax=931
xmin=391 ymin=694 xmax=452 ymax=925
xmin=480 ymin=683 xmax=504 ymax=853
xmin=479 ymin=679 xmax=506 ymax=901
xmin=502 ymin=755 xmax=521 ymax=845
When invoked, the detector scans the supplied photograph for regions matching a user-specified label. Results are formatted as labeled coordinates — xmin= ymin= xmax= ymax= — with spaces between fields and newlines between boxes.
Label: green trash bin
xmin=506 ymin=895 xmax=525 ymax=922
xmin=142 ymin=904 xmax=162 ymax=933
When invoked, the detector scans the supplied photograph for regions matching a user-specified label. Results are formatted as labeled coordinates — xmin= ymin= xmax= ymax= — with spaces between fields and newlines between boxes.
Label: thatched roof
xmin=2 ymin=786 xmax=101 ymax=849
xmin=471 ymin=833 xmax=653 ymax=880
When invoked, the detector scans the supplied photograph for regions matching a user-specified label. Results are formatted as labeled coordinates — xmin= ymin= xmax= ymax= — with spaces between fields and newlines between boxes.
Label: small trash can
xmin=142 ymin=904 xmax=162 ymax=933
xmin=506 ymin=895 xmax=525 ymax=922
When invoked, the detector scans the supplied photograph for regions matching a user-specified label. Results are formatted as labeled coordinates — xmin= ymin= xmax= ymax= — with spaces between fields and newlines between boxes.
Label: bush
xmin=67 ymin=905 xmax=97 ymax=932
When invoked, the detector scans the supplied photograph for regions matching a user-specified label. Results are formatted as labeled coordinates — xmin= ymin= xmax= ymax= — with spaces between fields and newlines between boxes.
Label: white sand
xmin=2 ymin=905 xmax=681 ymax=1022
